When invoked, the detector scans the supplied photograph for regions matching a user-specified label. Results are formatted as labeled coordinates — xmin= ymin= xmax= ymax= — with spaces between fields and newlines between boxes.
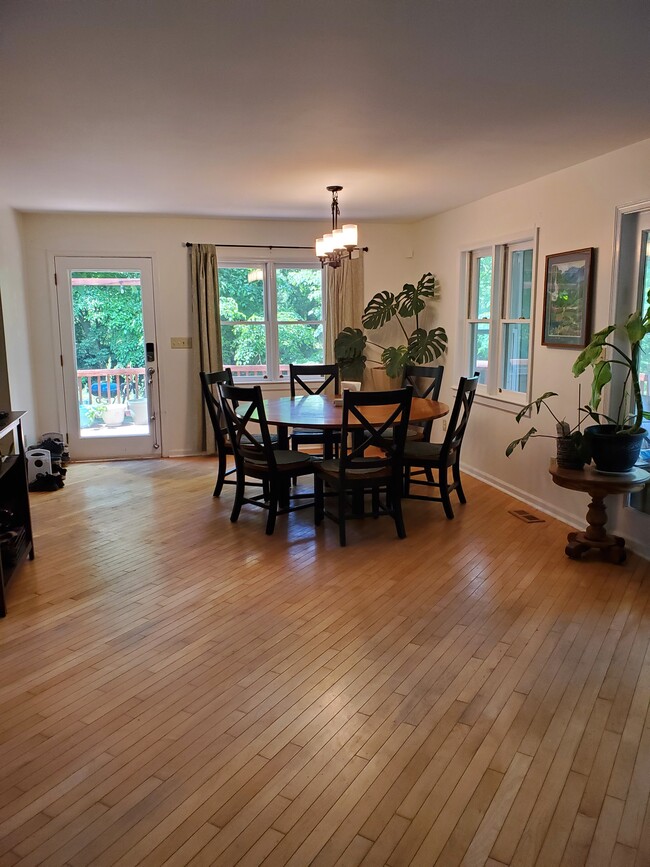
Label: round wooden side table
xmin=549 ymin=459 xmax=650 ymax=564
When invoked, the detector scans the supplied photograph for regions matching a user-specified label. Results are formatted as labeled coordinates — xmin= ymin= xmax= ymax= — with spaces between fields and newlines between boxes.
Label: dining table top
xmin=262 ymin=394 xmax=449 ymax=430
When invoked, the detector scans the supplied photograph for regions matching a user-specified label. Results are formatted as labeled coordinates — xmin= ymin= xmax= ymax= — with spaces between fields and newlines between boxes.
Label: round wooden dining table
xmin=263 ymin=393 xmax=450 ymax=452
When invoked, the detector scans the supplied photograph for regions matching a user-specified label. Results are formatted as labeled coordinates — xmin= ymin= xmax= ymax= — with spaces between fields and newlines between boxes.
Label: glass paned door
xmin=55 ymin=257 xmax=160 ymax=460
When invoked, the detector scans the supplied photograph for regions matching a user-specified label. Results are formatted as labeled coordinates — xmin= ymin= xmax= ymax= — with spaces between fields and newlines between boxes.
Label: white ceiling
xmin=1 ymin=0 xmax=649 ymax=222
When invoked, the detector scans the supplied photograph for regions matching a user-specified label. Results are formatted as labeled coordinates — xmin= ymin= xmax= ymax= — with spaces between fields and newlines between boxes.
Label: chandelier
xmin=315 ymin=185 xmax=361 ymax=269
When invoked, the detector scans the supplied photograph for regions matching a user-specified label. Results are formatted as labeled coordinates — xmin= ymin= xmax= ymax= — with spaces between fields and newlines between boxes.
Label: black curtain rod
xmin=184 ymin=242 xmax=314 ymax=250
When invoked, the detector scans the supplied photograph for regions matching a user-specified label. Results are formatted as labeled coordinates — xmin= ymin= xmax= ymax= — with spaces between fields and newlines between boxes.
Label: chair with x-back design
xmin=314 ymin=386 xmax=413 ymax=546
xmin=289 ymin=363 xmax=341 ymax=460
xmin=403 ymin=374 xmax=478 ymax=518
xmin=218 ymin=383 xmax=315 ymax=535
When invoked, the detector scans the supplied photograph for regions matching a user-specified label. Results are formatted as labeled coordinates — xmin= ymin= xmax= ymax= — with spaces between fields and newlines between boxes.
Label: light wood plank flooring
xmin=1 ymin=457 xmax=650 ymax=866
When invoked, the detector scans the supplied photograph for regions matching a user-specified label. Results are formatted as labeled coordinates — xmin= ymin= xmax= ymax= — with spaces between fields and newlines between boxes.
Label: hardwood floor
xmin=1 ymin=457 xmax=649 ymax=866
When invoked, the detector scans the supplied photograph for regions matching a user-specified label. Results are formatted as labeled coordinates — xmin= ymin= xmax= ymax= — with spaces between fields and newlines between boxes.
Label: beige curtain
xmin=191 ymin=244 xmax=222 ymax=452
xmin=324 ymin=253 xmax=364 ymax=365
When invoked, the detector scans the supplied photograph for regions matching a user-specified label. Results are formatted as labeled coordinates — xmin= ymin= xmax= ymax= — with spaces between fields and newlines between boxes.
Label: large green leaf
xmin=334 ymin=327 xmax=366 ymax=359
xmin=505 ymin=427 xmax=537 ymax=457
xmin=590 ymin=358 xmax=612 ymax=409
xmin=362 ymin=292 xmax=398 ymax=330
xmin=625 ymin=310 xmax=648 ymax=346
xmin=407 ymin=327 xmax=448 ymax=364
xmin=396 ymin=273 xmax=440 ymax=319
xmin=381 ymin=345 xmax=410 ymax=379
xmin=572 ymin=325 xmax=616 ymax=376
xmin=514 ymin=392 xmax=558 ymax=423
xmin=338 ymin=355 xmax=366 ymax=381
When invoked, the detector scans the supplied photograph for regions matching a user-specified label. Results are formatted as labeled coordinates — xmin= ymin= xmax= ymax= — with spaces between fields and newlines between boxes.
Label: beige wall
xmin=20 ymin=213 xmax=415 ymax=456
xmin=0 ymin=203 xmax=36 ymax=443
xmin=412 ymin=137 xmax=650 ymax=555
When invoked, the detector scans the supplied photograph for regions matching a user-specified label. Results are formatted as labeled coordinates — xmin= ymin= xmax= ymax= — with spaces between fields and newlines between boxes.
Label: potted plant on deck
xmin=572 ymin=294 xmax=650 ymax=472
xmin=334 ymin=273 xmax=448 ymax=384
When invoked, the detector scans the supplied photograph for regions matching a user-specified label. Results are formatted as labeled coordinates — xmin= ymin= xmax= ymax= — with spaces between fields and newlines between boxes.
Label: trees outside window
xmin=219 ymin=263 xmax=324 ymax=380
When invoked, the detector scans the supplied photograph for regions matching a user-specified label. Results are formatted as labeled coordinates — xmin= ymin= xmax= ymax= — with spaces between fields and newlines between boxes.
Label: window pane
xmin=278 ymin=323 xmax=324 ymax=370
xmin=218 ymin=267 xmax=265 ymax=321
xmin=470 ymin=254 xmax=492 ymax=318
xmin=276 ymin=268 xmax=322 ymax=321
xmin=501 ymin=323 xmax=529 ymax=393
xmin=508 ymin=249 xmax=533 ymax=319
xmin=220 ymin=323 xmax=267 ymax=380
xmin=470 ymin=322 xmax=489 ymax=384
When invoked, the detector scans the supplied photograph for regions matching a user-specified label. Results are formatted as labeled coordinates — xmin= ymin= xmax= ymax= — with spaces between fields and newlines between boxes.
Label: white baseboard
xmin=462 ymin=463 xmax=582 ymax=530
xmin=167 ymin=449 xmax=206 ymax=458
xmin=464 ymin=463 xmax=650 ymax=560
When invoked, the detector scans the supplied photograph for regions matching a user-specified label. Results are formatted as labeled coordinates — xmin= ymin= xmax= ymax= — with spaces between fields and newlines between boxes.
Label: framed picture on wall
xmin=542 ymin=248 xmax=595 ymax=348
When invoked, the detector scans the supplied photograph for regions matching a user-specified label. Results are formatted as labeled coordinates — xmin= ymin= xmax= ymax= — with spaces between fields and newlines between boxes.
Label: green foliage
xmin=407 ymin=327 xmax=448 ymax=364
xmin=336 ymin=273 xmax=448 ymax=381
xmin=219 ymin=266 xmax=323 ymax=371
xmin=572 ymin=292 xmax=650 ymax=432
xmin=381 ymin=346 xmax=410 ymax=379
xmin=72 ymin=271 xmax=145 ymax=370
xmin=362 ymin=292 xmax=399 ymax=330
xmin=334 ymin=327 xmax=367 ymax=380
xmin=506 ymin=391 xmax=589 ymax=462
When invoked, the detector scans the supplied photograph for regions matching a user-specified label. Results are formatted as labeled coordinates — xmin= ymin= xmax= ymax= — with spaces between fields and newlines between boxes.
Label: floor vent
xmin=509 ymin=509 xmax=545 ymax=524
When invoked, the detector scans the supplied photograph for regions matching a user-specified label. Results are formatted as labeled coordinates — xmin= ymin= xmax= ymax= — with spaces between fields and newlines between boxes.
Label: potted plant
xmin=86 ymin=403 xmax=107 ymax=427
xmin=506 ymin=391 xmax=590 ymax=469
xmin=335 ymin=273 xmax=448 ymax=383
xmin=572 ymin=294 xmax=650 ymax=472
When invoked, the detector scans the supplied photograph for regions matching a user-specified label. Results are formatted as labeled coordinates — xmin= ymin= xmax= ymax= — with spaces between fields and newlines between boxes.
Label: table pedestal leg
xmin=565 ymin=493 xmax=627 ymax=564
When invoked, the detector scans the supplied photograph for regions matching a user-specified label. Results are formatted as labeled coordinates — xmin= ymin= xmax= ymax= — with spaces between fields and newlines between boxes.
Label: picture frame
xmin=542 ymin=247 xmax=595 ymax=348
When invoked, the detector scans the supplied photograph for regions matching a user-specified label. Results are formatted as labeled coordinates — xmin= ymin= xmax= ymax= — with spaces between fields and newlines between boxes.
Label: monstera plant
xmin=335 ymin=273 xmax=448 ymax=381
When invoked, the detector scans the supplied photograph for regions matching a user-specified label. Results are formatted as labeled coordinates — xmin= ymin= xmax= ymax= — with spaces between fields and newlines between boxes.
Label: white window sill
xmin=453 ymin=387 xmax=528 ymax=415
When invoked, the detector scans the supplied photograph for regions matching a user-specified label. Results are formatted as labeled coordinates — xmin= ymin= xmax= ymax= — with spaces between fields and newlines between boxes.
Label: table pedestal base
xmin=565 ymin=530 xmax=626 ymax=564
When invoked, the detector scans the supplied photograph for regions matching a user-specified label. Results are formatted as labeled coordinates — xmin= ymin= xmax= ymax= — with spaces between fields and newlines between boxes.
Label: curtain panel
xmin=324 ymin=253 xmax=364 ymax=366
xmin=190 ymin=244 xmax=222 ymax=453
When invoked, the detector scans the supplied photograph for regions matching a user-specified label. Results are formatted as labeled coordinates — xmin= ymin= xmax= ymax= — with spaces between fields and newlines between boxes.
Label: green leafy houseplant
xmin=506 ymin=392 xmax=590 ymax=469
xmin=572 ymin=294 xmax=650 ymax=472
xmin=335 ymin=273 xmax=448 ymax=381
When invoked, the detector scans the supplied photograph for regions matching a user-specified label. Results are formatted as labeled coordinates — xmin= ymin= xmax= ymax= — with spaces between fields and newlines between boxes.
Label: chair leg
xmin=265 ymin=492 xmax=278 ymax=535
xmin=453 ymin=462 xmax=466 ymax=504
xmin=315 ymin=476 xmax=324 ymax=525
xmin=440 ymin=469 xmax=455 ymax=519
xmin=392 ymin=482 xmax=407 ymax=539
xmin=372 ymin=487 xmax=380 ymax=518
xmin=230 ymin=473 xmax=245 ymax=523
xmin=338 ymin=487 xmax=347 ymax=547
xmin=425 ymin=467 xmax=435 ymax=484
xmin=404 ymin=465 xmax=411 ymax=497
xmin=213 ymin=451 xmax=227 ymax=497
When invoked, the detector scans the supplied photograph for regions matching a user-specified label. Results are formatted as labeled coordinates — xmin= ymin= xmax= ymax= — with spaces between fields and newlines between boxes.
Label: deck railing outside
xmin=77 ymin=368 xmax=146 ymax=404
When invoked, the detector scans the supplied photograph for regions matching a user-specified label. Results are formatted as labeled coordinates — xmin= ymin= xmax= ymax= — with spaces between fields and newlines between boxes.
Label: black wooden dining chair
xmin=219 ymin=383 xmax=315 ymax=535
xmin=289 ymin=363 xmax=341 ymax=460
xmin=402 ymin=364 xmax=444 ymax=441
xmin=403 ymin=374 xmax=478 ymax=518
xmin=199 ymin=369 xmax=235 ymax=497
xmin=314 ymin=386 xmax=413 ymax=546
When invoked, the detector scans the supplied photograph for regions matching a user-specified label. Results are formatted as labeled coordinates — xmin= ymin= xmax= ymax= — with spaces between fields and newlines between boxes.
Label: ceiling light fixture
xmin=315 ymin=185 xmax=364 ymax=269
xmin=247 ymin=268 xmax=264 ymax=283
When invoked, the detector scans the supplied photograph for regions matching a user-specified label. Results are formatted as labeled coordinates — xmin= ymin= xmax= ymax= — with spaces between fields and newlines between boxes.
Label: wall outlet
xmin=171 ymin=337 xmax=192 ymax=349
xmin=442 ymin=419 xmax=447 ymax=430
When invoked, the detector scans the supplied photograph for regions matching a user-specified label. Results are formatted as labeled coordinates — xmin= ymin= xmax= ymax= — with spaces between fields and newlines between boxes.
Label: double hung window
xmin=466 ymin=238 xmax=534 ymax=404
xmin=218 ymin=263 xmax=324 ymax=381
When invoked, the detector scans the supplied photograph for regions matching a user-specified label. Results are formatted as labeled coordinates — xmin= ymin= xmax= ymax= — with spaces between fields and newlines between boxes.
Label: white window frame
xmin=218 ymin=259 xmax=325 ymax=383
xmin=461 ymin=230 xmax=538 ymax=411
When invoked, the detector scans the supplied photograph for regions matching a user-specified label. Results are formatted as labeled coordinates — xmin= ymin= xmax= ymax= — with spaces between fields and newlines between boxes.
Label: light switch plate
xmin=171 ymin=337 xmax=192 ymax=349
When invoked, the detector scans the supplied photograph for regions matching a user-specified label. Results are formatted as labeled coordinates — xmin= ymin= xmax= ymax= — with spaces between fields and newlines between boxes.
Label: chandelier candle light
xmin=315 ymin=185 xmax=365 ymax=269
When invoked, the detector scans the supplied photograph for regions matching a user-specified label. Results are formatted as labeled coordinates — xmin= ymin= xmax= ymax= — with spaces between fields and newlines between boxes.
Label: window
xmin=218 ymin=263 xmax=324 ymax=381
xmin=465 ymin=238 xmax=534 ymax=404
